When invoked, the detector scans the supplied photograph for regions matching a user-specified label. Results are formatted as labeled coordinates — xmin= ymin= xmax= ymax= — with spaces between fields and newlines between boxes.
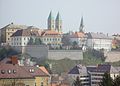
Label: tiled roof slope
xmin=11 ymin=29 xmax=41 ymax=37
xmin=41 ymin=30 xmax=61 ymax=36
xmin=87 ymin=32 xmax=112 ymax=39
xmin=1 ymin=23 xmax=27 ymax=29
xmin=39 ymin=66 xmax=50 ymax=76
xmin=0 ymin=58 xmax=34 ymax=79
xmin=68 ymin=64 xmax=87 ymax=74
xmin=22 ymin=66 xmax=49 ymax=77
xmin=70 ymin=32 xmax=86 ymax=38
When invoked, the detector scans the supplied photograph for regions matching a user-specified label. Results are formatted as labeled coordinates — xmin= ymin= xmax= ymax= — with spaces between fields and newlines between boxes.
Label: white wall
xmin=87 ymin=38 xmax=112 ymax=51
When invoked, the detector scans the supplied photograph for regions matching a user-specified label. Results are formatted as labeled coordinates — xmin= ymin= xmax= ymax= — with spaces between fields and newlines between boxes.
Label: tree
xmin=72 ymin=41 xmax=78 ymax=49
xmin=0 ymin=47 xmax=19 ymax=61
xmin=73 ymin=76 xmax=82 ymax=86
xmin=99 ymin=72 xmax=113 ymax=86
xmin=27 ymin=37 xmax=34 ymax=45
xmin=34 ymin=38 xmax=42 ymax=45
xmin=113 ymin=75 xmax=120 ymax=86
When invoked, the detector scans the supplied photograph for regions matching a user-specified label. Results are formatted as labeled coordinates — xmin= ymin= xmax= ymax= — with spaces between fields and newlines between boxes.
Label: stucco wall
xmin=0 ymin=79 xmax=35 ymax=86
xmin=48 ymin=50 xmax=83 ymax=60
xmin=105 ymin=51 xmax=120 ymax=62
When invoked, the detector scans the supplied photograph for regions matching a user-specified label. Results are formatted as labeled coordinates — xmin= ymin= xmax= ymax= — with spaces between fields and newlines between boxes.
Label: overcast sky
xmin=0 ymin=0 xmax=120 ymax=34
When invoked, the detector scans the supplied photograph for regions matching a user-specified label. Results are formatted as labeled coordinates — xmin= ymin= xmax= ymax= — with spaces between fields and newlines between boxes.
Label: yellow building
xmin=23 ymin=66 xmax=50 ymax=86
xmin=1 ymin=22 xmax=27 ymax=44
xmin=41 ymin=29 xmax=62 ymax=49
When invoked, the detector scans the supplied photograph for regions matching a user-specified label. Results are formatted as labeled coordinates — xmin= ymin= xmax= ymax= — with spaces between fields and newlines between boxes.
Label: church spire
xmin=48 ymin=11 xmax=55 ymax=30
xmin=79 ymin=16 xmax=84 ymax=32
xmin=55 ymin=12 xmax=62 ymax=33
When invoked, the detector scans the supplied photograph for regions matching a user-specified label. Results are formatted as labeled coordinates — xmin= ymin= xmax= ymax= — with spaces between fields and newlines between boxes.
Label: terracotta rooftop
xmin=22 ymin=66 xmax=49 ymax=77
xmin=70 ymin=32 xmax=86 ymax=38
xmin=0 ymin=58 xmax=34 ymax=79
xmin=41 ymin=30 xmax=61 ymax=36
xmin=39 ymin=66 xmax=50 ymax=76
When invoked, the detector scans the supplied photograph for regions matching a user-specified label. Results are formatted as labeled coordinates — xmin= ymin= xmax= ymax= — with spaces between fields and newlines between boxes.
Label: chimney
xmin=11 ymin=56 xmax=18 ymax=65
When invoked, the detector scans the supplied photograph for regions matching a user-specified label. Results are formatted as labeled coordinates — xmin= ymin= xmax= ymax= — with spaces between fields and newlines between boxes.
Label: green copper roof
xmin=48 ymin=11 xmax=54 ymax=20
xmin=56 ymin=12 xmax=62 ymax=20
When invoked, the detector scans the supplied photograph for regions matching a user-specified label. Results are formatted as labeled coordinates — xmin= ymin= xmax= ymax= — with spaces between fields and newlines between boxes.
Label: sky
xmin=0 ymin=0 xmax=120 ymax=35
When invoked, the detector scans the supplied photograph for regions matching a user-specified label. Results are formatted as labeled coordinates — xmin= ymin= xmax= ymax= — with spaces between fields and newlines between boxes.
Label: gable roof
xmin=22 ymin=66 xmax=49 ymax=77
xmin=68 ymin=64 xmax=87 ymax=74
xmin=1 ymin=23 xmax=27 ymax=30
xmin=0 ymin=58 xmax=34 ymax=79
xmin=70 ymin=32 xmax=86 ymax=38
xmin=87 ymin=32 xmax=112 ymax=39
xmin=11 ymin=29 xmax=41 ymax=37
xmin=41 ymin=30 xmax=61 ymax=36
xmin=39 ymin=66 xmax=50 ymax=76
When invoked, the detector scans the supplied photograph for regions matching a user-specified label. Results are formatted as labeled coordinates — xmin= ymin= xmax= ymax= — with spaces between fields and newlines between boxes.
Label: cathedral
xmin=47 ymin=11 xmax=62 ymax=34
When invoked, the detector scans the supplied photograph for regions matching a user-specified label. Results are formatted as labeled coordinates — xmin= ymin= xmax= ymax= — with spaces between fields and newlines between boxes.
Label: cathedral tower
xmin=55 ymin=12 xmax=62 ymax=33
xmin=48 ymin=11 xmax=55 ymax=30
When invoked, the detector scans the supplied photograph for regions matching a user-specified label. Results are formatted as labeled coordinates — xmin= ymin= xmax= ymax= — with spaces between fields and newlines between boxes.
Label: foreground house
xmin=0 ymin=58 xmax=35 ymax=86
xmin=68 ymin=64 xmax=119 ymax=86
xmin=0 ymin=56 xmax=50 ymax=86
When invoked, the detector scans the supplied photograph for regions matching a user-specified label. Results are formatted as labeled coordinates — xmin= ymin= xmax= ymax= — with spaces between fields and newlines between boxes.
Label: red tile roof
xmin=39 ymin=66 xmax=50 ymax=76
xmin=70 ymin=32 xmax=86 ymax=38
xmin=22 ymin=66 xmax=49 ymax=77
xmin=0 ymin=58 xmax=49 ymax=79
xmin=0 ymin=58 xmax=34 ymax=79
xmin=41 ymin=30 xmax=61 ymax=36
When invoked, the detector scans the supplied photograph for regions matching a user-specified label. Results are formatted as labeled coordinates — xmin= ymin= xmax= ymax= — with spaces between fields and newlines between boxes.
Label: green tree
xmin=99 ymin=72 xmax=113 ymax=86
xmin=113 ymin=75 xmax=120 ymax=86
xmin=73 ymin=76 xmax=82 ymax=86
xmin=34 ymin=38 xmax=42 ymax=45
xmin=72 ymin=41 xmax=78 ymax=49
xmin=27 ymin=37 xmax=34 ymax=45
xmin=0 ymin=47 xmax=19 ymax=60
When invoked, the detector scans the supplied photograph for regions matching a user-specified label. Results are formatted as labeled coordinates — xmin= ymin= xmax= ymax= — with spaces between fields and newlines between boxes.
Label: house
xmin=0 ymin=23 xmax=27 ymax=45
xmin=0 ymin=56 xmax=51 ymax=86
xmin=68 ymin=64 xmax=90 ymax=86
xmin=22 ymin=66 xmax=50 ymax=86
xmin=0 ymin=57 xmax=35 ymax=86
xmin=69 ymin=32 xmax=87 ymax=48
xmin=10 ymin=28 xmax=42 ymax=47
xmin=68 ymin=64 xmax=120 ymax=86
xmin=41 ymin=29 xmax=62 ymax=49
xmin=86 ymin=32 xmax=112 ymax=51
xmin=87 ymin=64 xmax=119 ymax=86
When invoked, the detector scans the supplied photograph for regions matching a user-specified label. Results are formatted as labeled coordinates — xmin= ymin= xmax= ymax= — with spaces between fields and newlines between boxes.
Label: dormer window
xmin=1 ymin=70 xmax=5 ymax=74
xmin=13 ymin=70 xmax=16 ymax=74
xmin=8 ymin=70 xmax=11 ymax=74
xmin=29 ymin=69 xmax=34 ymax=73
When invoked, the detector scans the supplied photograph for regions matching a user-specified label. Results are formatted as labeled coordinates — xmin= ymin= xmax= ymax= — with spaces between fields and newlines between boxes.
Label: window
xmin=1 ymin=70 xmax=5 ymax=74
xmin=7 ymin=70 xmax=11 ymax=74
xmin=8 ymin=38 xmax=10 ymax=40
xmin=13 ymin=70 xmax=16 ymax=73
xmin=8 ymin=33 xmax=10 ymax=35
xmin=41 ymin=82 xmax=43 ymax=86
xmin=24 ymin=38 xmax=26 ymax=40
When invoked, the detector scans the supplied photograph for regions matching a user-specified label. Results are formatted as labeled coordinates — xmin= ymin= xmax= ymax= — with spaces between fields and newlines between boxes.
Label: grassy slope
xmin=42 ymin=51 xmax=105 ymax=74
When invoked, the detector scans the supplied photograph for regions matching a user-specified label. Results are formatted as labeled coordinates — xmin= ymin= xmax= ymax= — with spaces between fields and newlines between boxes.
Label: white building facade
xmin=87 ymin=32 xmax=112 ymax=51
